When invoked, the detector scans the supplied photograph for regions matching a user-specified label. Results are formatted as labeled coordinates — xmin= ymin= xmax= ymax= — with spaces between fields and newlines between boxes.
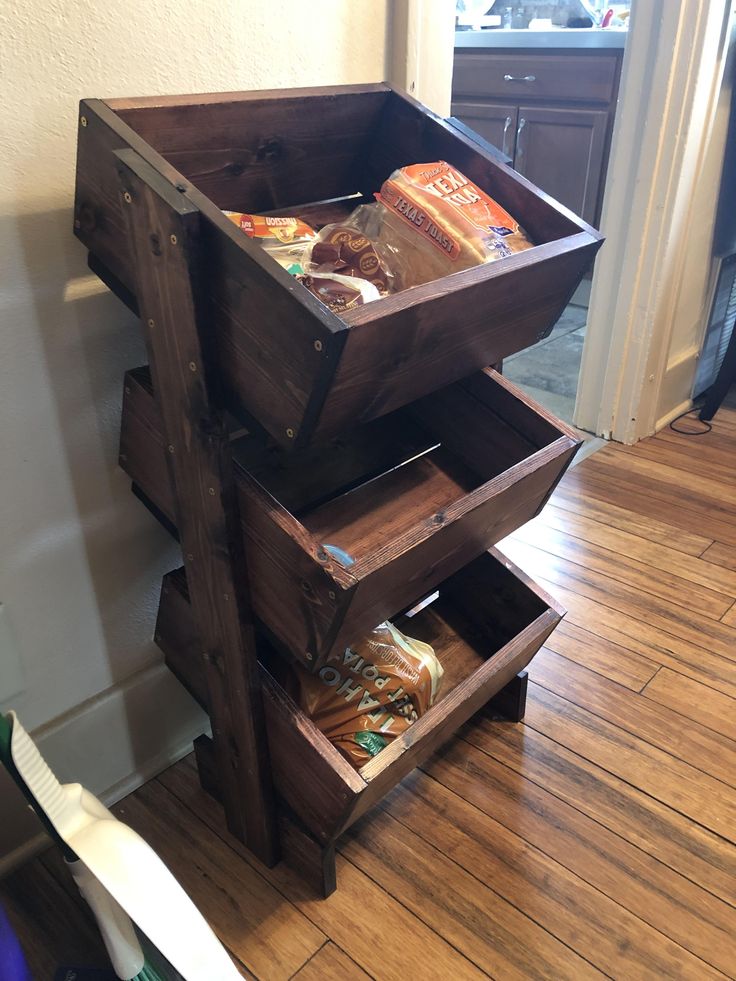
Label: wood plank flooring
xmin=3 ymin=401 xmax=736 ymax=979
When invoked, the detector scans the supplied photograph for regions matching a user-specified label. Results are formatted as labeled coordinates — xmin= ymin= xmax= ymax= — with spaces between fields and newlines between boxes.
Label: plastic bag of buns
xmin=376 ymin=161 xmax=534 ymax=288
xmin=223 ymin=212 xmax=316 ymax=273
xmin=291 ymin=621 xmax=444 ymax=768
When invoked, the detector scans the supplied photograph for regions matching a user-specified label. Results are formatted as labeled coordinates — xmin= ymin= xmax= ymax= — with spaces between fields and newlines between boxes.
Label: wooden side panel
xmin=120 ymin=367 xmax=357 ymax=669
xmin=111 ymin=87 xmax=390 ymax=212
xmin=156 ymin=569 xmax=364 ymax=845
xmin=240 ymin=478 xmax=355 ymax=667
xmin=117 ymin=150 xmax=277 ymax=861
xmin=74 ymin=99 xmax=339 ymax=445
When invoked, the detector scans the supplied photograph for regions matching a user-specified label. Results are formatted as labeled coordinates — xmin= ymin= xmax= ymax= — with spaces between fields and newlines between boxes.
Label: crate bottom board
xmin=154 ymin=548 xmax=562 ymax=845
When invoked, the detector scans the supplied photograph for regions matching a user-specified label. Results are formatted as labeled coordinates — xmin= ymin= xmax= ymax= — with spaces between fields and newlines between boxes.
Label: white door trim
xmin=574 ymin=0 xmax=733 ymax=442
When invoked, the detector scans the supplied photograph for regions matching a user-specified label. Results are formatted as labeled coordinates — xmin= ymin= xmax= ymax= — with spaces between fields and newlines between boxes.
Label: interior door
xmin=450 ymin=101 xmax=518 ymax=160
xmin=514 ymin=106 xmax=608 ymax=224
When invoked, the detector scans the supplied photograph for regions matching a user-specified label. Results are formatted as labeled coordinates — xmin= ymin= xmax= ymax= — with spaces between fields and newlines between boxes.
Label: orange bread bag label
xmin=223 ymin=212 xmax=316 ymax=244
xmin=379 ymin=161 xmax=532 ymax=264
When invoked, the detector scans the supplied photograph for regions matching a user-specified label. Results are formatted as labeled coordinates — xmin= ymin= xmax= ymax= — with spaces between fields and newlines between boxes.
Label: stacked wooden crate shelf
xmin=74 ymin=82 xmax=601 ymax=895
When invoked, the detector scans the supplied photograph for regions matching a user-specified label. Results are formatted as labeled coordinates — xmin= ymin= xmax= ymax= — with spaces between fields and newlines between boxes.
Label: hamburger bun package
xmin=289 ymin=621 xmax=444 ymax=768
xmin=223 ymin=212 xmax=316 ymax=272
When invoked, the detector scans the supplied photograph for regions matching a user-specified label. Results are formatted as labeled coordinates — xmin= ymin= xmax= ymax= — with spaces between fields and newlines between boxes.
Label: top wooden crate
xmin=74 ymin=83 xmax=602 ymax=449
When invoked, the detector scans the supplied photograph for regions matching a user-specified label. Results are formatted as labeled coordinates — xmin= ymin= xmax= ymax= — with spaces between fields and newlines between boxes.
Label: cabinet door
xmin=514 ymin=106 xmax=608 ymax=224
xmin=451 ymin=101 xmax=518 ymax=161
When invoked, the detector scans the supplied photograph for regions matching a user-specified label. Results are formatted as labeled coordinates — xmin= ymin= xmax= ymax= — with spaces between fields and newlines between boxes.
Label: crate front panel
xmin=120 ymin=366 xmax=578 ymax=668
xmin=155 ymin=549 xmax=562 ymax=843
xmin=76 ymin=85 xmax=601 ymax=448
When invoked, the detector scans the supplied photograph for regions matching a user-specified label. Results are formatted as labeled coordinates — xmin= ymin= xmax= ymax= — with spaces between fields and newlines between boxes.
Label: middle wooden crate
xmin=120 ymin=365 xmax=579 ymax=669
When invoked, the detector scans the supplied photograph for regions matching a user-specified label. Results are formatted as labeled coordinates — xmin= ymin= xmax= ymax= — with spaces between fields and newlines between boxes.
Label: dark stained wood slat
xmin=117 ymin=149 xmax=277 ymax=861
xmin=421 ymin=741 xmax=736 ymax=977
xmin=701 ymin=541 xmax=736 ymax=571
xmin=382 ymin=769 xmax=725 ymax=979
xmin=538 ymin=502 xmax=736 ymax=598
xmin=510 ymin=516 xmax=735 ymax=619
xmin=462 ymin=715 xmax=736 ymax=907
xmin=549 ymin=479 xmax=712 ymax=556
xmin=502 ymin=537 xmax=736 ymax=665
xmin=158 ymin=759 xmax=488 ymax=981
xmin=542 ymin=619 xmax=659 ymax=691
xmin=341 ymin=805 xmax=603 ymax=981
xmin=112 ymin=781 xmax=325 ymax=979
xmin=292 ymin=943 xmax=371 ymax=981
xmin=643 ymin=667 xmax=736 ymax=743
xmin=528 ymin=648 xmax=736 ymax=787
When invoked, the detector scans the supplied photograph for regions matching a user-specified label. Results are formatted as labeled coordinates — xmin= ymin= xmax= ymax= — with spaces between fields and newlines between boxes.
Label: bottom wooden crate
xmin=154 ymin=546 xmax=562 ymax=888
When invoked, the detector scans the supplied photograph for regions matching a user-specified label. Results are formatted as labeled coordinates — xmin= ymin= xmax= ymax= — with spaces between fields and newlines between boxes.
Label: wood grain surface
xmin=5 ymin=403 xmax=736 ymax=978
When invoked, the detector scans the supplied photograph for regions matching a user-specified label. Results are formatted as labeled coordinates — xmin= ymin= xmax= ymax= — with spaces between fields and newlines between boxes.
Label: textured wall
xmin=0 ymin=0 xmax=388 ymax=854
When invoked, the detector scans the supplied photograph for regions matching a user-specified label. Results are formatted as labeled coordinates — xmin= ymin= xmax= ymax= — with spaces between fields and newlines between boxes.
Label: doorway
xmin=452 ymin=1 xmax=630 ymax=427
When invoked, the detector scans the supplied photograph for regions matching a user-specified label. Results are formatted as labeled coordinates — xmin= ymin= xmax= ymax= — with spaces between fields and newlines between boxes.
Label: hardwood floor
xmin=3 ymin=402 xmax=736 ymax=980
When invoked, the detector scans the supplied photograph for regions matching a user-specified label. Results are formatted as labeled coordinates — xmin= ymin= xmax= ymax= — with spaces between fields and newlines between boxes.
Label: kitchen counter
xmin=455 ymin=28 xmax=627 ymax=50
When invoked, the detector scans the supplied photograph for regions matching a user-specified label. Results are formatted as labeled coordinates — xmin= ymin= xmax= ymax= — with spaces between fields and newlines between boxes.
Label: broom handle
xmin=68 ymin=858 xmax=145 ymax=980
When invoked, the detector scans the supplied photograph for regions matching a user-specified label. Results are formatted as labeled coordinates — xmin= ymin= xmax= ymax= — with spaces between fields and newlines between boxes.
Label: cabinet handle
xmin=515 ymin=117 xmax=527 ymax=165
xmin=504 ymin=74 xmax=536 ymax=82
xmin=502 ymin=115 xmax=512 ymax=157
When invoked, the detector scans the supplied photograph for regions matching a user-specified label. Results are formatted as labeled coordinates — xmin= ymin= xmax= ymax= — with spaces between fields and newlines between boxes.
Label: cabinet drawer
xmin=453 ymin=52 xmax=619 ymax=104
xmin=121 ymin=365 xmax=580 ymax=669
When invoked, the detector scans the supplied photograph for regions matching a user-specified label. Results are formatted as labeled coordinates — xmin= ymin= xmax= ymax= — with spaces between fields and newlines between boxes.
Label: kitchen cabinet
xmin=453 ymin=45 xmax=623 ymax=226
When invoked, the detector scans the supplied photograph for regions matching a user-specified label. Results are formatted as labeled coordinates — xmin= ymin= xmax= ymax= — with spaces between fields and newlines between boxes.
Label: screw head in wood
xmin=188 ymin=361 xmax=197 ymax=372
xmin=123 ymin=191 xmax=132 ymax=204
xmin=170 ymin=234 xmax=178 ymax=245
xmin=328 ymin=590 xmax=336 ymax=601
xmin=167 ymin=443 xmax=174 ymax=454
xmin=80 ymin=115 xmax=87 ymax=127
xmin=314 ymin=339 xmax=323 ymax=352
xmin=186 ymin=553 xmax=194 ymax=562
xmin=305 ymin=651 xmax=314 ymax=661
xmin=124 ymin=386 xmax=131 ymax=395
xmin=147 ymin=318 xmax=155 ymax=329
xmin=286 ymin=427 xmax=295 ymax=439
xmin=223 ymin=592 xmax=230 ymax=601
xmin=208 ymin=487 xmax=216 ymax=495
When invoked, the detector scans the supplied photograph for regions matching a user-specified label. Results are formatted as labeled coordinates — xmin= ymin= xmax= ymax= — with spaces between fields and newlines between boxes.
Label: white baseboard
xmin=656 ymin=398 xmax=694 ymax=432
xmin=0 ymin=661 xmax=207 ymax=877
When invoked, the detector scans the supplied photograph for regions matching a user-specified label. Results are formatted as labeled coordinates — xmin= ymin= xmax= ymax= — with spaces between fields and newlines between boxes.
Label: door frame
xmin=574 ymin=0 xmax=734 ymax=441
xmin=400 ymin=0 xmax=734 ymax=443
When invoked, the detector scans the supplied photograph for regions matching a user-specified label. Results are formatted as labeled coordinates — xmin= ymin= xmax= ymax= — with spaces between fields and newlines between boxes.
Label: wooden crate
xmin=75 ymin=83 xmax=602 ymax=449
xmin=154 ymin=548 xmax=562 ymax=861
xmin=120 ymin=365 xmax=579 ymax=669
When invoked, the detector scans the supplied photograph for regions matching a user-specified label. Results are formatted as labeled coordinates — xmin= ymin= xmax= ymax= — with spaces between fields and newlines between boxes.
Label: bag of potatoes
xmin=292 ymin=621 xmax=444 ymax=768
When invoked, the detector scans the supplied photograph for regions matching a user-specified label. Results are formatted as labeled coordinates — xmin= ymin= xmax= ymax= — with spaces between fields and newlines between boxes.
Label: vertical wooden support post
xmin=116 ymin=149 xmax=278 ymax=866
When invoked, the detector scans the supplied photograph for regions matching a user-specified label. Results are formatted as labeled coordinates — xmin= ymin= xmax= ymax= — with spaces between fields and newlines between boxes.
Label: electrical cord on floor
xmin=669 ymin=400 xmax=713 ymax=435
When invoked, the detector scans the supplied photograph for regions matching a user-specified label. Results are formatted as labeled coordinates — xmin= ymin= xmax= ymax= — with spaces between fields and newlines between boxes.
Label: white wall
xmin=0 ymin=0 xmax=388 ymax=862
